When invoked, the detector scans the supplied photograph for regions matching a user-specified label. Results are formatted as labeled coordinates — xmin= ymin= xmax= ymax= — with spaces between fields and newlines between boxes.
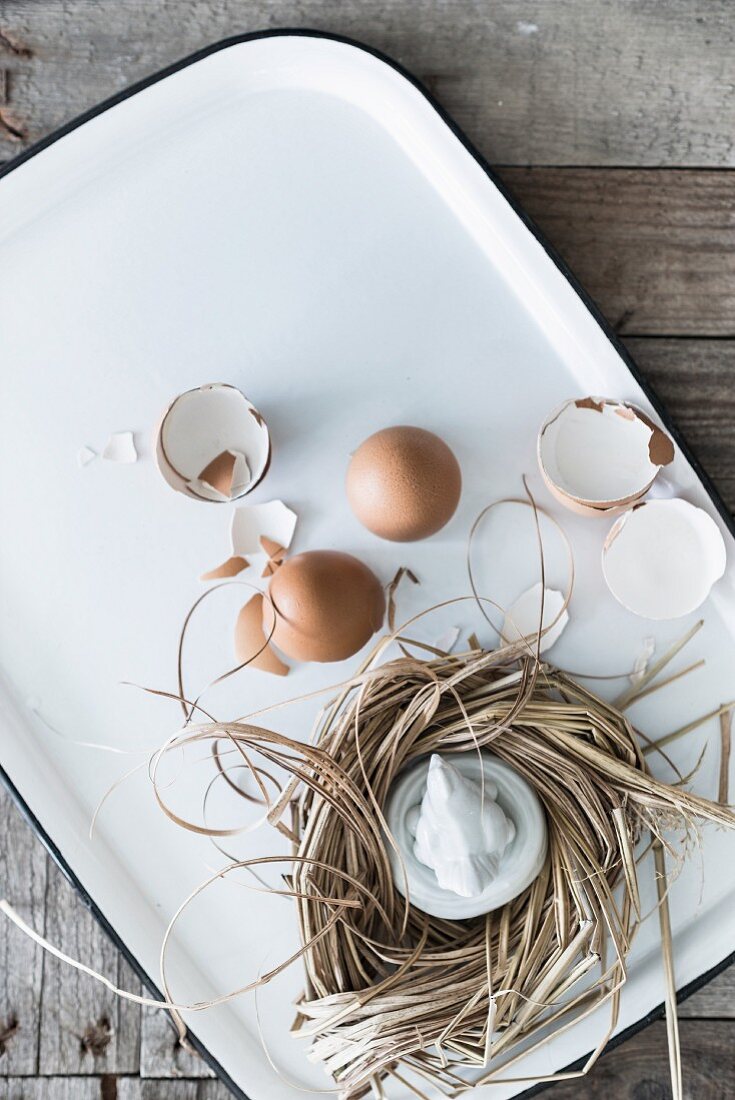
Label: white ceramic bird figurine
xmin=412 ymin=754 xmax=516 ymax=898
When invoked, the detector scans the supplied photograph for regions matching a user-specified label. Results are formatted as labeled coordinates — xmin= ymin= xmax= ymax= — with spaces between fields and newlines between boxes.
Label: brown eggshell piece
xmin=346 ymin=426 xmax=462 ymax=542
xmin=201 ymin=555 xmax=249 ymax=581
xmin=633 ymin=408 xmax=676 ymax=468
xmin=259 ymin=536 xmax=287 ymax=577
xmin=265 ymin=550 xmax=386 ymax=663
xmin=198 ymin=450 xmax=237 ymax=497
xmin=234 ymin=594 xmax=289 ymax=676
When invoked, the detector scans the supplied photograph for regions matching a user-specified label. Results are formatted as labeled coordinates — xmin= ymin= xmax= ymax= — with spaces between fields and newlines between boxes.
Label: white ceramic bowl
xmin=384 ymin=751 xmax=548 ymax=919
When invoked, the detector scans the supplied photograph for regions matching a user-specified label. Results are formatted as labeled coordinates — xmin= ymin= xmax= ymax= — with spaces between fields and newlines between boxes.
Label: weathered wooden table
xmin=1 ymin=2 xmax=734 ymax=1097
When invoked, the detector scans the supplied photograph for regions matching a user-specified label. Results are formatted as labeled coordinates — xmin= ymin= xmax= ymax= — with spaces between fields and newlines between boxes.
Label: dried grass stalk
xmin=719 ymin=708 xmax=732 ymax=806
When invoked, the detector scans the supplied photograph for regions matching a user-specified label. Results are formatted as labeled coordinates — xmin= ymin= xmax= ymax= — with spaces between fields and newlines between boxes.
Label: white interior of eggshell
xmin=602 ymin=499 xmax=727 ymax=619
xmin=502 ymin=583 xmax=569 ymax=653
xmin=159 ymin=384 xmax=269 ymax=500
xmin=539 ymin=400 xmax=664 ymax=506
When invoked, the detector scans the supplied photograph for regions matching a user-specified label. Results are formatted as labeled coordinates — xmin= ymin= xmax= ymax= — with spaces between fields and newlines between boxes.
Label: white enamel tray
xmin=1 ymin=31 xmax=734 ymax=1099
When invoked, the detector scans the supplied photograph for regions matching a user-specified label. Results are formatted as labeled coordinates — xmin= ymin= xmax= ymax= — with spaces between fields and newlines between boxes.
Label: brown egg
xmin=347 ymin=426 xmax=462 ymax=542
xmin=264 ymin=550 xmax=385 ymax=663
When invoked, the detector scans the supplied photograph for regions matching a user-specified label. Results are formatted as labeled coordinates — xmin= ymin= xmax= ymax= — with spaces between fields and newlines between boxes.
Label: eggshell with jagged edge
xmin=537 ymin=397 xmax=674 ymax=517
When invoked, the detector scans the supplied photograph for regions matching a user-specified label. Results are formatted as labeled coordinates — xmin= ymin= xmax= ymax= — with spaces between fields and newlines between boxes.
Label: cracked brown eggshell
xmin=264 ymin=550 xmax=385 ymax=663
xmin=234 ymin=593 xmax=289 ymax=676
xmin=537 ymin=397 xmax=674 ymax=517
xmin=155 ymin=383 xmax=270 ymax=502
xmin=346 ymin=425 xmax=462 ymax=541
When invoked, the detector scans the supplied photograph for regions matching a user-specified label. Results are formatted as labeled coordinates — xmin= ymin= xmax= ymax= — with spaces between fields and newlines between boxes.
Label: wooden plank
xmin=0 ymin=1080 xmax=102 ymax=1099
xmin=0 ymin=785 xmax=47 ymax=1076
xmin=1 ymin=1 xmax=735 ymax=167
xmin=497 ymin=169 xmax=735 ymax=337
xmin=38 ymin=860 xmax=141 ymax=1076
xmin=140 ymin=1008 xmax=214 ymax=1079
xmin=625 ymin=338 xmax=735 ymax=510
xmin=539 ymin=1020 xmax=734 ymax=1098
xmin=118 ymin=1080 xmax=230 ymax=1099
xmin=4 ymin=1022 xmax=735 ymax=1096
xmin=679 ymin=965 xmax=735 ymax=1019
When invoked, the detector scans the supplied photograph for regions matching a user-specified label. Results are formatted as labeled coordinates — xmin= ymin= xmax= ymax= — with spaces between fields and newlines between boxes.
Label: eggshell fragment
xmin=502 ymin=583 xmax=569 ymax=653
xmin=265 ymin=550 xmax=385 ymax=663
xmin=347 ymin=426 xmax=462 ymax=542
xmin=231 ymin=501 xmax=297 ymax=558
xmin=538 ymin=398 xmax=674 ymax=517
xmin=260 ymin=537 xmax=286 ymax=577
xmin=200 ymin=556 xmax=249 ymax=581
xmin=200 ymin=450 xmax=237 ymax=494
xmin=630 ymin=636 xmax=656 ymax=684
xmin=602 ymin=499 xmax=726 ymax=619
xmin=78 ymin=445 xmax=96 ymax=467
xmin=234 ymin=594 xmax=289 ymax=676
xmin=156 ymin=384 xmax=269 ymax=502
xmin=102 ymin=431 xmax=138 ymax=464
xmin=189 ymin=450 xmax=251 ymax=503
xmin=433 ymin=626 xmax=460 ymax=654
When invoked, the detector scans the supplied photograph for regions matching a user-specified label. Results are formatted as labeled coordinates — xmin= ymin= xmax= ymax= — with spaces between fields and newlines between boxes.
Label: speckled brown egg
xmin=346 ymin=426 xmax=462 ymax=542
xmin=264 ymin=550 xmax=385 ymax=663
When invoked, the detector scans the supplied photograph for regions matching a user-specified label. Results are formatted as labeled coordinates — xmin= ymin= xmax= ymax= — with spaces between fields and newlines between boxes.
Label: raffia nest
xmin=183 ymin=636 xmax=733 ymax=1100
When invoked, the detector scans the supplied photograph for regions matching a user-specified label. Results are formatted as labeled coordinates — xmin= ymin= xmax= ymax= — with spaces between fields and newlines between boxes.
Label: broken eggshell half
xmin=602 ymin=498 xmax=726 ymax=619
xmin=155 ymin=383 xmax=270 ymax=502
xmin=538 ymin=397 xmax=674 ymax=517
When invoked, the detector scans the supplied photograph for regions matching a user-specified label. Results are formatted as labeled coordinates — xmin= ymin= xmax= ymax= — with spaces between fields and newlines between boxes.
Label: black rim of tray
xmin=1 ymin=27 xmax=733 ymax=1100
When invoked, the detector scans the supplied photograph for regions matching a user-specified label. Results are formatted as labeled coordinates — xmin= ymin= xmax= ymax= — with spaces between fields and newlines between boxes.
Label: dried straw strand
xmin=719 ymin=708 xmax=732 ymax=806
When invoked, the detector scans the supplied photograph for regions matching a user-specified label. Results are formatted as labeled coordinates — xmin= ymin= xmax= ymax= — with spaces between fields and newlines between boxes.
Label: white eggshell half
xmin=502 ymin=582 xmax=569 ymax=653
xmin=602 ymin=499 xmax=726 ymax=619
xmin=538 ymin=398 xmax=674 ymax=512
xmin=156 ymin=383 xmax=270 ymax=501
